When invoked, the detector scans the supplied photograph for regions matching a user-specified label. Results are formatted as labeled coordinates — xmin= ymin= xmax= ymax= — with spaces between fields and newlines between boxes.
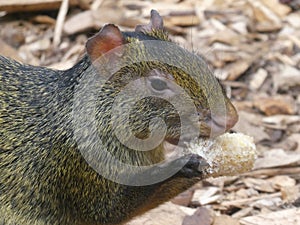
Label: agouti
xmin=0 ymin=10 xmax=238 ymax=225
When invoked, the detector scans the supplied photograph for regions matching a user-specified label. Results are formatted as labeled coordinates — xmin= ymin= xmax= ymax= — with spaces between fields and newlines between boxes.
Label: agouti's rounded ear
xmin=86 ymin=24 xmax=125 ymax=61
xmin=135 ymin=10 xmax=164 ymax=33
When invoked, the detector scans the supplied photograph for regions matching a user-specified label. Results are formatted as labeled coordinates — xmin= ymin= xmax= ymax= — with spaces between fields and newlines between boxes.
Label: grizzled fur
xmin=0 ymin=10 xmax=237 ymax=225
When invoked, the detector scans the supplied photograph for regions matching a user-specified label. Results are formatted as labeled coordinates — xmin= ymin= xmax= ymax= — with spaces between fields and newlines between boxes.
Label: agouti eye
xmin=150 ymin=79 xmax=168 ymax=91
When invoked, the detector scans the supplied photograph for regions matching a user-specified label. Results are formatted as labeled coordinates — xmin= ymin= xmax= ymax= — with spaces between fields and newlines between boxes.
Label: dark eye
xmin=150 ymin=78 xmax=168 ymax=91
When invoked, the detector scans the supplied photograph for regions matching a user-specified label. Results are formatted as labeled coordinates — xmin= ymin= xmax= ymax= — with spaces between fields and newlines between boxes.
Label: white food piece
xmin=186 ymin=133 xmax=257 ymax=177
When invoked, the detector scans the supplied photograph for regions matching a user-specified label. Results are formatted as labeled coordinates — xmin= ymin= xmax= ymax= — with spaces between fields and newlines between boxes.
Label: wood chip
xmin=183 ymin=207 xmax=214 ymax=225
xmin=254 ymin=149 xmax=300 ymax=169
xmin=126 ymin=202 xmax=187 ymax=225
xmin=172 ymin=189 xmax=194 ymax=207
xmin=262 ymin=115 xmax=300 ymax=130
xmin=31 ymin=15 xmax=57 ymax=25
xmin=233 ymin=111 xmax=270 ymax=143
xmin=247 ymin=0 xmax=283 ymax=32
xmin=249 ymin=68 xmax=268 ymax=90
xmin=240 ymin=208 xmax=300 ymax=225
xmin=225 ymin=60 xmax=252 ymax=81
xmin=0 ymin=0 xmax=78 ymax=13
xmin=273 ymin=65 xmax=300 ymax=91
xmin=0 ymin=38 xmax=22 ymax=62
xmin=267 ymin=175 xmax=296 ymax=190
xmin=281 ymin=185 xmax=300 ymax=202
xmin=260 ymin=0 xmax=291 ymax=17
xmin=286 ymin=12 xmax=300 ymax=28
xmin=192 ymin=187 xmax=221 ymax=206
xmin=221 ymin=192 xmax=282 ymax=207
xmin=244 ymin=178 xmax=276 ymax=193
xmin=213 ymin=214 xmax=240 ymax=225
xmin=164 ymin=13 xmax=201 ymax=27
xmin=232 ymin=207 xmax=253 ymax=219
xmin=253 ymin=95 xmax=296 ymax=116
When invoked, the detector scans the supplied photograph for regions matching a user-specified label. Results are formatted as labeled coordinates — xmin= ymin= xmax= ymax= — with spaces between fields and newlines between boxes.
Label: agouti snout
xmin=0 ymin=10 xmax=238 ymax=225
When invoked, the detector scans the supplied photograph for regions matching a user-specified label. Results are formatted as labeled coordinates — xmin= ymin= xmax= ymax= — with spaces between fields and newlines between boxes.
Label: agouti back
xmin=0 ymin=10 xmax=238 ymax=225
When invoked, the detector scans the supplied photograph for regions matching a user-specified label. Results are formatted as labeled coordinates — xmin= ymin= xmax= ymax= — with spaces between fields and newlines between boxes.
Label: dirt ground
xmin=0 ymin=0 xmax=299 ymax=224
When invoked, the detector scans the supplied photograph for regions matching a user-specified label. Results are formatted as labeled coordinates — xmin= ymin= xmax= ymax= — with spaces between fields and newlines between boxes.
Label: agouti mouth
xmin=163 ymin=122 xmax=220 ymax=146
xmin=164 ymin=115 xmax=237 ymax=148
xmin=162 ymin=137 xmax=202 ymax=160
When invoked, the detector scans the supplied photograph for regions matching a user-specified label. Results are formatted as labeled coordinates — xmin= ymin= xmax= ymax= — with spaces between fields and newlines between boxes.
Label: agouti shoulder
xmin=0 ymin=10 xmax=238 ymax=225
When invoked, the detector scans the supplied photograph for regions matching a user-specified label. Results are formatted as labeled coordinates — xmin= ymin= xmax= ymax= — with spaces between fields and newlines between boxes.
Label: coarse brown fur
xmin=0 ymin=10 xmax=238 ymax=225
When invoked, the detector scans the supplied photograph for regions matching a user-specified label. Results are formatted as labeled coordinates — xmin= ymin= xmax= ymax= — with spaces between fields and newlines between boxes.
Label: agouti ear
xmin=86 ymin=24 xmax=125 ymax=61
xmin=135 ymin=10 xmax=164 ymax=33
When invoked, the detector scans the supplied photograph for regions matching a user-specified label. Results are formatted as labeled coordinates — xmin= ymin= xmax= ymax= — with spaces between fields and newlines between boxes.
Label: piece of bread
xmin=187 ymin=133 xmax=257 ymax=178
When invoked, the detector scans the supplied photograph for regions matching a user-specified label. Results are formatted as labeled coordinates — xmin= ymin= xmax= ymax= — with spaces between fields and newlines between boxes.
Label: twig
xmin=91 ymin=0 xmax=104 ymax=11
xmin=53 ymin=0 xmax=69 ymax=47
xmin=221 ymin=192 xmax=282 ymax=207
xmin=244 ymin=167 xmax=300 ymax=177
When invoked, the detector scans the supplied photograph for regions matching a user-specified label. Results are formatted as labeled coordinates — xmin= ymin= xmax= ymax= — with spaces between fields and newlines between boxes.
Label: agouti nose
xmin=210 ymin=103 xmax=238 ymax=137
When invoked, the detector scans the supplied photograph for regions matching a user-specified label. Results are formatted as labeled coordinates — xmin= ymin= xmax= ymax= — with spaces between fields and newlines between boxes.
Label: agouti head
xmin=77 ymin=10 xmax=238 ymax=166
